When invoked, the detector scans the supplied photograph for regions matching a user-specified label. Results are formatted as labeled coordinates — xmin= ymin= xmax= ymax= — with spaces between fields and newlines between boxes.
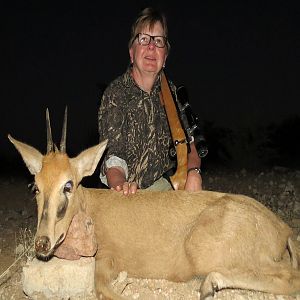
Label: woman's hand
xmin=185 ymin=143 xmax=202 ymax=191
xmin=184 ymin=170 xmax=202 ymax=192
xmin=107 ymin=167 xmax=138 ymax=195
xmin=112 ymin=181 xmax=138 ymax=195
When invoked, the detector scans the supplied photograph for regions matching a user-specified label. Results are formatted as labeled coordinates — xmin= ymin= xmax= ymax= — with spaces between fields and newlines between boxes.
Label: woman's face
xmin=129 ymin=21 xmax=167 ymax=76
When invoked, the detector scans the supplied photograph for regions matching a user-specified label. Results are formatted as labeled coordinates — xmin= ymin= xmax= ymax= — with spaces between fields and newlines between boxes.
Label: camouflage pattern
xmin=98 ymin=67 xmax=189 ymax=189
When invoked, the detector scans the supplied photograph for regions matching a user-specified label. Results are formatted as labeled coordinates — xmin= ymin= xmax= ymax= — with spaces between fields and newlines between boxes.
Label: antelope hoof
xmin=200 ymin=272 xmax=224 ymax=299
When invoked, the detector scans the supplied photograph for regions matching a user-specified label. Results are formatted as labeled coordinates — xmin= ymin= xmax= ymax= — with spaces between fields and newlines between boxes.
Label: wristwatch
xmin=187 ymin=167 xmax=201 ymax=174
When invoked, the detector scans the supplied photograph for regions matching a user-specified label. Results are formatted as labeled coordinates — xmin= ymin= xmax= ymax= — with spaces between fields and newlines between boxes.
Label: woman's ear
xmin=163 ymin=56 xmax=168 ymax=67
xmin=129 ymin=48 xmax=134 ymax=64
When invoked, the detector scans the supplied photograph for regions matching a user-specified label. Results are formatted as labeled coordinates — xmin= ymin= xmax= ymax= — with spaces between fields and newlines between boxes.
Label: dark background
xmin=1 ymin=1 xmax=299 ymax=177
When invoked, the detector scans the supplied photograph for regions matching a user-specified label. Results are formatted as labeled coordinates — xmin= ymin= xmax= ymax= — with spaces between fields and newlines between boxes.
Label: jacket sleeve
xmin=98 ymin=83 xmax=129 ymax=173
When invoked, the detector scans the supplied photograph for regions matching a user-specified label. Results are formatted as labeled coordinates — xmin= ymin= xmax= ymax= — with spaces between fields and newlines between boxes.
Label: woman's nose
xmin=147 ymin=41 xmax=156 ymax=49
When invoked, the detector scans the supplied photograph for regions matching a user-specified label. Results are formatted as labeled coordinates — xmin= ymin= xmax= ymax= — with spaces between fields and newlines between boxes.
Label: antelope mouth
xmin=52 ymin=233 xmax=66 ymax=253
xmin=35 ymin=251 xmax=51 ymax=261
xmin=55 ymin=233 xmax=65 ymax=247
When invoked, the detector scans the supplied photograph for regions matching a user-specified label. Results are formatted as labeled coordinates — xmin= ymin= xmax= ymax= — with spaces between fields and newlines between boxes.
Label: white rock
xmin=22 ymin=256 xmax=95 ymax=299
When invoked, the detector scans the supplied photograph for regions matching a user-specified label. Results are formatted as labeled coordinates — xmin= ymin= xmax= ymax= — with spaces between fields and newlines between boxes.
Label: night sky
xmin=1 ymin=1 xmax=299 ymax=165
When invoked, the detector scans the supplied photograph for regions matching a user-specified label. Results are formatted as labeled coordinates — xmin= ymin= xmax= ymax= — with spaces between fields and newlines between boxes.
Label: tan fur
xmin=8 ymin=134 xmax=300 ymax=300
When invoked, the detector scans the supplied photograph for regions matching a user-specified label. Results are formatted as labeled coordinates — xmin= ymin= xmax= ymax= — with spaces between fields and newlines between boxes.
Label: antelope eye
xmin=28 ymin=182 xmax=39 ymax=194
xmin=63 ymin=181 xmax=73 ymax=194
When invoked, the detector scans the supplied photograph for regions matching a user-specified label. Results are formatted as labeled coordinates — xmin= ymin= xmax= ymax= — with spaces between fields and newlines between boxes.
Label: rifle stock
xmin=160 ymin=71 xmax=187 ymax=190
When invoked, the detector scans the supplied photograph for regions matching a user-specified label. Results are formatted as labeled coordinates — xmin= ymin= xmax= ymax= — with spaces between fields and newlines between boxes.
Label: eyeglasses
xmin=135 ymin=33 xmax=167 ymax=48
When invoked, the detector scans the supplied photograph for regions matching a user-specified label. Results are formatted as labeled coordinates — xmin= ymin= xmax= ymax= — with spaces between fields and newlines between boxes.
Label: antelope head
xmin=8 ymin=108 xmax=107 ymax=259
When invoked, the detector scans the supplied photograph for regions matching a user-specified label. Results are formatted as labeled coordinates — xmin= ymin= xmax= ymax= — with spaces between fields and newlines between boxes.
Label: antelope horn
xmin=60 ymin=106 xmax=68 ymax=153
xmin=46 ymin=108 xmax=54 ymax=153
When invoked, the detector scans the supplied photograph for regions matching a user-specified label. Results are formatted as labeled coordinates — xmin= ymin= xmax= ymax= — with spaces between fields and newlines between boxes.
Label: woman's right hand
xmin=106 ymin=167 xmax=138 ymax=195
xmin=112 ymin=181 xmax=138 ymax=195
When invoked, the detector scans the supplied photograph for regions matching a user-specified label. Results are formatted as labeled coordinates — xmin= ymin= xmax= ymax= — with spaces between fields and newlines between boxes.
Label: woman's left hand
xmin=184 ymin=171 xmax=202 ymax=191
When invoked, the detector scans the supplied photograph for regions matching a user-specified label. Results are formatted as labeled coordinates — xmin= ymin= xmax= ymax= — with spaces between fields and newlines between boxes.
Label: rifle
xmin=176 ymin=85 xmax=208 ymax=158
xmin=160 ymin=71 xmax=188 ymax=190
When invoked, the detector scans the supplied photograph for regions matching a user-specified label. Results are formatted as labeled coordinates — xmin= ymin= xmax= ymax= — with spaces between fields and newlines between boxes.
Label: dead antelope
xmin=8 ymin=109 xmax=300 ymax=300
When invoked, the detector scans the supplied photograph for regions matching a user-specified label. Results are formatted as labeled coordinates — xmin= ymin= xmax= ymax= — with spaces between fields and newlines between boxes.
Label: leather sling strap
xmin=160 ymin=71 xmax=187 ymax=190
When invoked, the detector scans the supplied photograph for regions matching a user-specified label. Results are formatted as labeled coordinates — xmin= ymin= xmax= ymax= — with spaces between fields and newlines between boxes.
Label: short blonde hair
xmin=128 ymin=7 xmax=170 ymax=53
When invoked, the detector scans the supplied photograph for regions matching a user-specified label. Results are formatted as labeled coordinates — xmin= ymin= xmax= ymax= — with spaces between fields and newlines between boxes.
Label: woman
xmin=98 ymin=7 xmax=202 ymax=195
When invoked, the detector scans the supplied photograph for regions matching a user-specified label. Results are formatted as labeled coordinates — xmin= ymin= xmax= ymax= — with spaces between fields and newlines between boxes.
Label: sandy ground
xmin=0 ymin=166 xmax=300 ymax=299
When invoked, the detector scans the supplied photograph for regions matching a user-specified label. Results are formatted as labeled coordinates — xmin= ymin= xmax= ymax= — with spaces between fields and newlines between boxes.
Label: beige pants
xmin=145 ymin=177 xmax=173 ymax=191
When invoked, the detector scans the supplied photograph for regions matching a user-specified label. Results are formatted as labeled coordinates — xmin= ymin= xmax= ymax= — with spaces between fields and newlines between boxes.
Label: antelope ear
xmin=8 ymin=134 xmax=43 ymax=175
xmin=71 ymin=139 xmax=108 ymax=181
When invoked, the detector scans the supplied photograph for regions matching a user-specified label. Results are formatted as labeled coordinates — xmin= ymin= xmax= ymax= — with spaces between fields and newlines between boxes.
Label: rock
xmin=22 ymin=256 xmax=95 ymax=299
xmin=54 ymin=212 xmax=97 ymax=260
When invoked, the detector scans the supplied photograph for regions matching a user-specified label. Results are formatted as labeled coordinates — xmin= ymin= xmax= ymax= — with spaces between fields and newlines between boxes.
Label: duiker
xmin=9 ymin=109 xmax=300 ymax=299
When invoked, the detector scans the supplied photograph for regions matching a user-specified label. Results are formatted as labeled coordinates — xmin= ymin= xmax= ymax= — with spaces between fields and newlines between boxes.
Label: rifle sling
xmin=160 ymin=71 xmax=187 ymax=190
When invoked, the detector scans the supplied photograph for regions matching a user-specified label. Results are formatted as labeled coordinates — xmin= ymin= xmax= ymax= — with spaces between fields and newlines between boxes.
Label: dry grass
xmin=0 ymin=228 xmax=34 ymax=283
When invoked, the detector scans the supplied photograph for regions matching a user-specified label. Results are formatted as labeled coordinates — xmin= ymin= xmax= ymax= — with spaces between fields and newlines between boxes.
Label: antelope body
xmin=8 ymin=110 xmax=300 ymax=299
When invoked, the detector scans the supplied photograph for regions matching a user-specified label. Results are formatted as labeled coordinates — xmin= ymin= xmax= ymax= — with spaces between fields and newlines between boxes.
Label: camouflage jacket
xmin=98 ymin=67 xmax=189 ymax=189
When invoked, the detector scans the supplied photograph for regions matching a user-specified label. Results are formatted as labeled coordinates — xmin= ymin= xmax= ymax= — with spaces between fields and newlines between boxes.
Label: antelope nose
xmin=35 ymin=236 xmax=51 ymax=254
